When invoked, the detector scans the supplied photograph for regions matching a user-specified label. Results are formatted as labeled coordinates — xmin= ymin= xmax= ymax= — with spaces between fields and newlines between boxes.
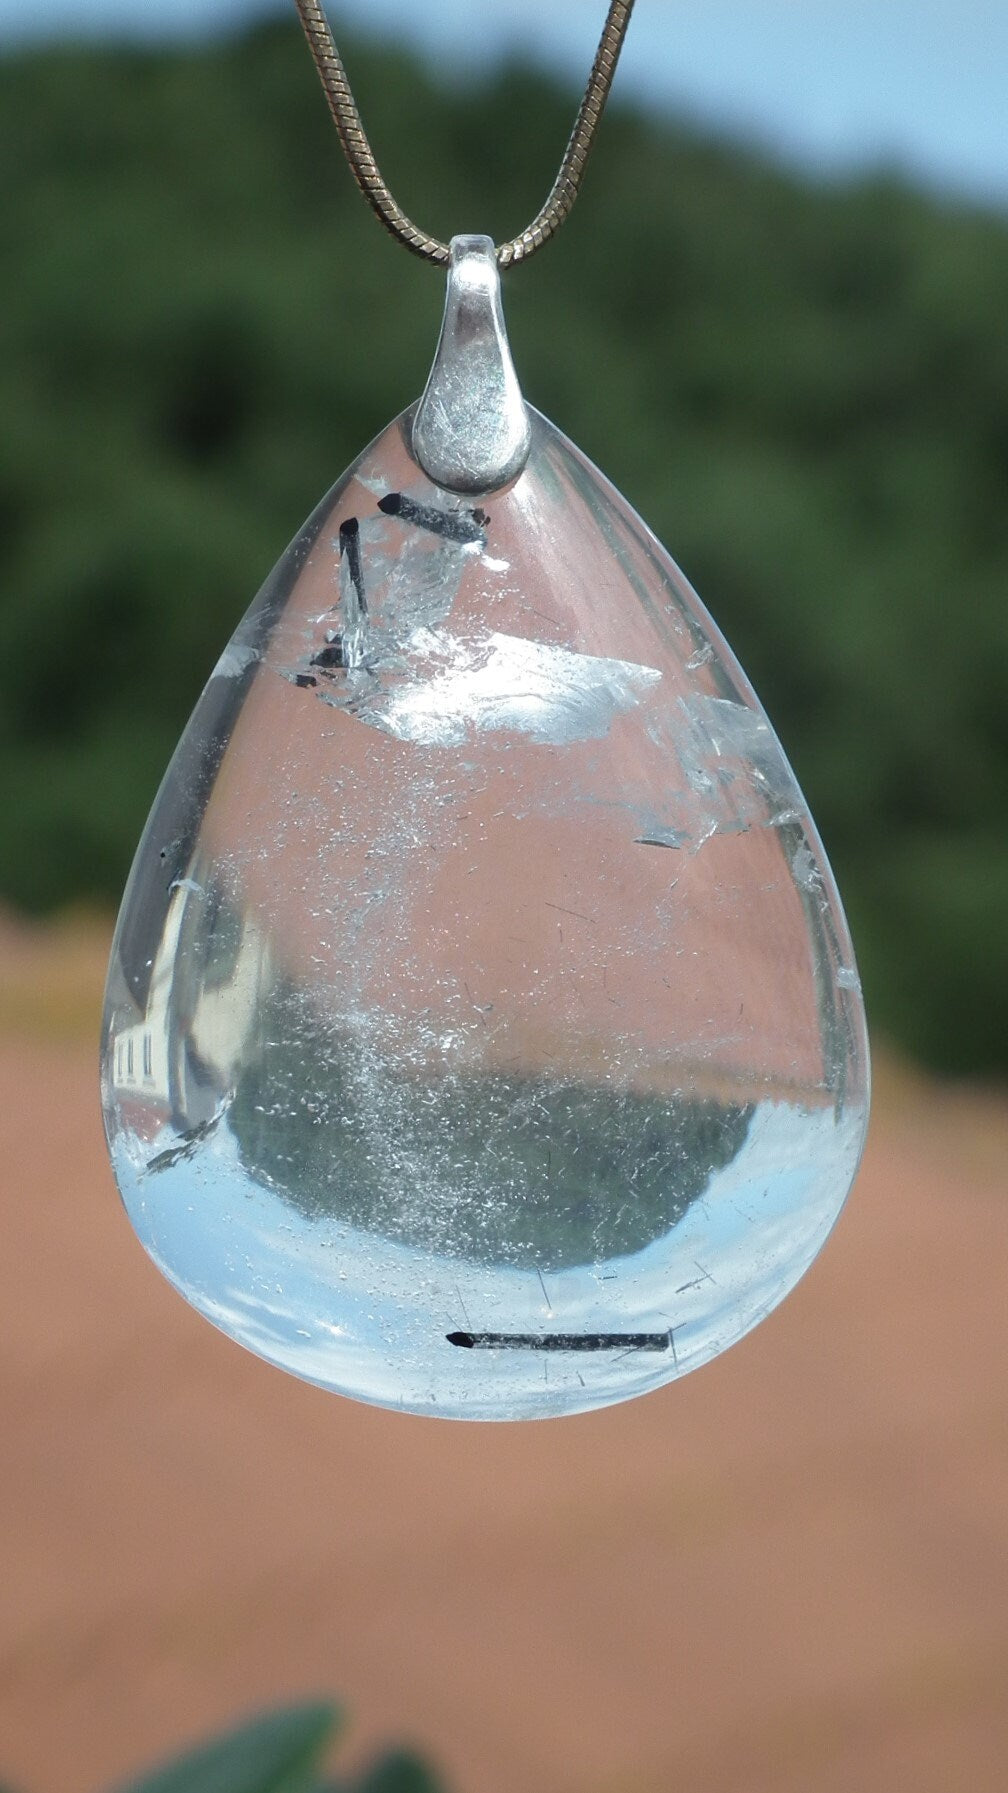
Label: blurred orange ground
xmin=1 ymin=911 xmax=1007 ymax=1793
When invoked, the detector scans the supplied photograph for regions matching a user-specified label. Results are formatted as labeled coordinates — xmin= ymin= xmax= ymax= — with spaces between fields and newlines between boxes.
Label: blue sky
xmin=4 ymin=0 xmax=1007 ymax=211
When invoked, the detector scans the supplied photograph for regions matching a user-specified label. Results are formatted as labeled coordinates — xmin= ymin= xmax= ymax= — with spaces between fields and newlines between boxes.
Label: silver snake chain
xmin=292 ymin=0 xmax=636 ymax=267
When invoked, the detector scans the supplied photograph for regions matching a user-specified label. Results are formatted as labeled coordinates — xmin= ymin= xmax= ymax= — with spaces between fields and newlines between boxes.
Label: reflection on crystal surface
xmin=101 ymin=407 xmax=869 ymax=1419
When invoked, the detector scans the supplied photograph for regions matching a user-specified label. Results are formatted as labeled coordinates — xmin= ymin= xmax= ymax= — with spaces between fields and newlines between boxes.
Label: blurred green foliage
xmin=115 ymin=1702 xmax=339 ymax=1793
xmin=1 ymin=22 xmax=1007 ymax=1075
xmin=2 ymin=1700 xmax=444 ymax=1793
xmin=116 ymin=1700 xmax=443 ymax=1793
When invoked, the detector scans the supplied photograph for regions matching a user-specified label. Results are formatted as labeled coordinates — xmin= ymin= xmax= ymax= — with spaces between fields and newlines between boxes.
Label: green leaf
xmin=118 ymin=1701 xmax=341 ymax=1793
xmin=341 ymin=1749 xmax=447 ymax=1793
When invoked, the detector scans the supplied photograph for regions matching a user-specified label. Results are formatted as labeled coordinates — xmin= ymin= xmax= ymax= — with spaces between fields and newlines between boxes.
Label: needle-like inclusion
xmin=100 ymin=238 xmax=869 ymax=1420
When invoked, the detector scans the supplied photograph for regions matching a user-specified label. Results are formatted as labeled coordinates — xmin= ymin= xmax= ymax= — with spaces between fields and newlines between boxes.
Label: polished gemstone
xmin=100 ymin=402 xmax=869 ymax=1419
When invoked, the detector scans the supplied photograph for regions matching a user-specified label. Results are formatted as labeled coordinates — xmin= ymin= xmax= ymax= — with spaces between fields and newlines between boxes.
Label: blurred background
xmin=1 ymin=3 xmax=1006 ymax=1790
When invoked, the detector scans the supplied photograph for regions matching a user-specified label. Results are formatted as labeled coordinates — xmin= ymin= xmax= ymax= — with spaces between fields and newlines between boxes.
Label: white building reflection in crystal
xmin=108 ymin=871 xmax=273 ymax=1145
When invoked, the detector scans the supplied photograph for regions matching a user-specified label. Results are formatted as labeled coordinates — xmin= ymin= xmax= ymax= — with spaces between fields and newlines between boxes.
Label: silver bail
xmin=412 ymin=234 xmax=532 ymax=494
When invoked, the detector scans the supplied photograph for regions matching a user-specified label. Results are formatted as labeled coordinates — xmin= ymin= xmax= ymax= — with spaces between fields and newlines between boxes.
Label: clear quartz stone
xmin=100 ymin=407 xmax=869 ymax=1419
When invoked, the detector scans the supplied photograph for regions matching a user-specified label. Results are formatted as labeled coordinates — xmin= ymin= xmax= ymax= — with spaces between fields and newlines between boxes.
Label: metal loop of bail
xmin=411 ymin=235 xmax=532 ymax=495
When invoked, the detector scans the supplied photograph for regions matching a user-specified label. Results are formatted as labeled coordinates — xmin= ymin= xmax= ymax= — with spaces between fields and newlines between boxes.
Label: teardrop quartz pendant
xmin=101 ymin=237 xmax=869 ymax=1419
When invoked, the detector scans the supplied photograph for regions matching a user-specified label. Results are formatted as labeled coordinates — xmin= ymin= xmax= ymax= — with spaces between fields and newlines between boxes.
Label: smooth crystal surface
xmin=101 ymin=408 xmax=869 ymax=1419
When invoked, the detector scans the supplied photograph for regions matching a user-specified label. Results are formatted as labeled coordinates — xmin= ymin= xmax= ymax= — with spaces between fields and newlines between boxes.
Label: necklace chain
xmin=292 ymin=0 xmax=635 ymax=268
